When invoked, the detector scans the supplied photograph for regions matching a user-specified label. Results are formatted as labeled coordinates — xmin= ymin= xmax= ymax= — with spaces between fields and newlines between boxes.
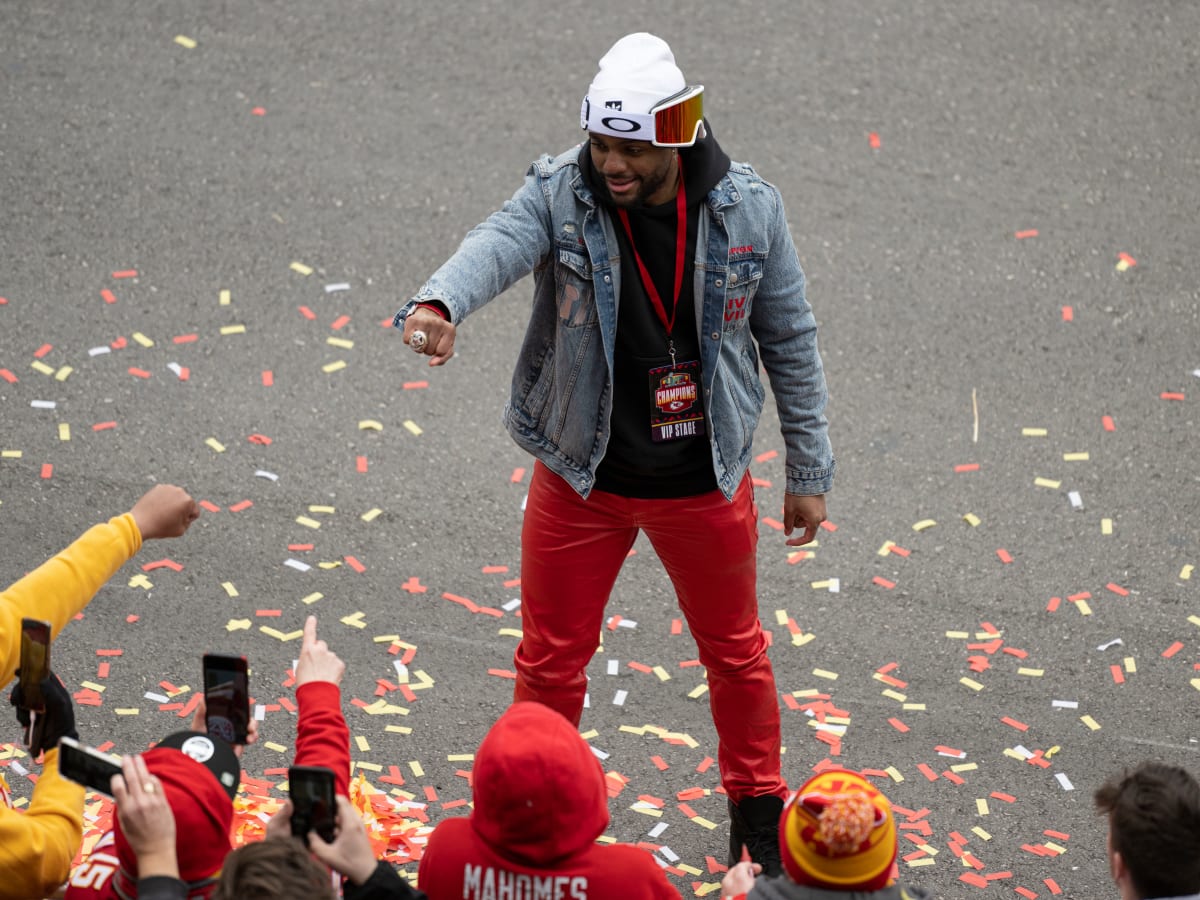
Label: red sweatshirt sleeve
xmin=293 ymin=681 xmax=350 ymax=797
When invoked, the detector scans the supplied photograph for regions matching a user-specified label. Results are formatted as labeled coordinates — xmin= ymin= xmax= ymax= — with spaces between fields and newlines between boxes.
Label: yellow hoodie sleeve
xmin=0 ymin=747 xmax=87 ymax=899
xmin=0 ymin=513 xmax=142 ymax=688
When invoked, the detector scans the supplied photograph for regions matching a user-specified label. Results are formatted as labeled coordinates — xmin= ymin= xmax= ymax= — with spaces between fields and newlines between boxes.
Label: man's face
xmin=588 ymin=134 xmax=678 ymax=208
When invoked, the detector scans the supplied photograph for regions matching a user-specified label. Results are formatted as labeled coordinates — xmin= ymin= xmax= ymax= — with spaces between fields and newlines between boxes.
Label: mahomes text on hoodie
xmin=463 ymin=865 xmax=588 ymax=900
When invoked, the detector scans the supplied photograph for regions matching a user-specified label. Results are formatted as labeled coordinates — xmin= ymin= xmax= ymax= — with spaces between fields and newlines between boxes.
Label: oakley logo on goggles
xmin=581 ymin=85 xmax=705 ymax=147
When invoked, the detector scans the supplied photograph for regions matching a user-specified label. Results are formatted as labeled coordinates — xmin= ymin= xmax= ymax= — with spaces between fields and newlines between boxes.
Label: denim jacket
xmin=395 ymin=145 xmax=834 ymax=500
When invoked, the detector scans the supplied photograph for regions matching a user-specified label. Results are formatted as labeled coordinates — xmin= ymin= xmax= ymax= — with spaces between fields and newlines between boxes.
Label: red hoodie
xmin=417 ymin=702 xmax=679 ymax=900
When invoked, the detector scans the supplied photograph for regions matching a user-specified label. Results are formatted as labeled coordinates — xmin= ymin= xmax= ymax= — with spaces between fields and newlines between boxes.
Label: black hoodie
xmin=580 ymin=125 xmax=732 ymax=498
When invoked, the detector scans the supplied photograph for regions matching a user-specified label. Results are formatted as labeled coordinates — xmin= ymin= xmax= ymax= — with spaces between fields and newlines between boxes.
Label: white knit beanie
xmin=580 ymin=33 xmax=687 ymax=142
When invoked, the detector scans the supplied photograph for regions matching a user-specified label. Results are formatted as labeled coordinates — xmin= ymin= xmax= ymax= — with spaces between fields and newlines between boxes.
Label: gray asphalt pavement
xmin=2 ymin=1 xmax=1198 ymax=897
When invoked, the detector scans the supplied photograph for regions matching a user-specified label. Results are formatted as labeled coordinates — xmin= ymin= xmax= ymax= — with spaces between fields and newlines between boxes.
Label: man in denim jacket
xmin=394 ymin=32 xmax=834 ymax=876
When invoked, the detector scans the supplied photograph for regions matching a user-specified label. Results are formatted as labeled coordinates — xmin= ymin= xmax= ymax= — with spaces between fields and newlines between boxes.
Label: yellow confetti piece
xmin=354 ymin=761 xmax=383 ymax=772
xmin=1101 ymin=518 xmax=1113 ymax=535
xmin=812 ymin=668 xmax=838 ymax=680
xmin=885 ymin=766 xmax=904 ymax=783
xmin=327 ymin=337 xmax=355 ymax=350
xmin=945 ymin=631 xmax=970 ymax=640
xmin=1063 ymin=452 xmax=1090 ymax=462
xmin=1003 ymin=748 xmax=1026 ymax=761
xmin=205 ymin=437 xmax=226 ymax=453
xmin=1035 ymin=477 xmax=1061 ymax=489
xmin=632 ymin=806 xmax=663 ymax=818
xmin=55 ymin=366 xmax=73 ymax=381
xmin=881 ymin=689 xmax=906 ymax=703
xmin=496 ymin=628 xmax=522 ymax=639
xmin=295 ymin=516 xmax=322 ymax=529
xmin=1 ymin=450 xmax=22 ymax=459
xmin=688 ymin=683 xmax=709 ymax=699
xmin=114 ymin=708 xmax=141 ymax=716
xmin=1116 ymin=258 xmax=1132 ymax=272
xmin=773 ymin=610 xmax=789 ymax=625
xmin=1021 ymin=427 xmax=1048 ymax=437
xmin=361 ymin=699 xmax=410 ymax=716
xmin=809 ymin=579 xmax=835 ymax=589
xmin=1124 ymin=657 xmax=1137 ymax=673
xmin=1181 ymin=565 xmax=1194 ymax=580
xmin=355 ymin=736 xmax=371 ymax=752
xmin=447 ymin=754 xmax=475 ymax=763
xmin=408 ymin=761 xmax=424 ymax=777
xmin=358 ymin=420 xmax=384 ymax=432
xmin=907 ymin=858 xmax=937 ymax=868
xmin=1188 ymin=615 xmax=1200 ymax=628
xmin=80 ymin=681 xmax=106 ymax=693
xmin=912 ymin=519 xmax=937 ymax=531
xmin=1017 ymin=667 xmax=1045 ymax=677
xmin=132 ymin=332 xmax=155 ymax=348
xmin=915 ymin=844 xmax=938 ymax=856
xmin=902 ymin=703 xmax=926 ymax=711
xmin=877 ymin=540 xmax=896 ymax=556
xmin=1192 ymin=679 xmax=1200 ymax=692
xmin=361 ymin=508 xmax=382 ymax=522
xmin=951 ymin=763 xmax=978 ymax=773
xmin=290 ymin=262 xmax=313 ymax=276
xmin=690 ymin=816 xmax=718 ymax=830
xmin=220 ymin=324 xmax=247 ymax=335
xmin=676 ymin=864 xmax=704 ymax=878
xmin=322 ymin=360 xmax=347 ymax=373
xmin=219 ymin=289 xmax=231 ymax=306
xmin=1076 ymin=600 xmax=1093 ymax=616
xmin=385 ymin=725 xmax=413 ymax=735
xmin=226 ymin=619 xmax=252 ymax=632
xmin=1081 ymin=715 xmax=1101 ymax=731
xmin=976 ymin=798 xmax=990 ymax=815
xmin=259 ymin=626 xmax=286 ymax=640
xmin=128 ymin=574 xmax=152 ymax=590
xmin=264 ymin=742 xmax=289 ymax=753
xmin=302 ymin=592 xmax=323 ymax=605
xmin=309 ymin=505 xmax=336 ymax=514
xmin=318 ymin=561 xmax=342 ymax=570
xmin=173 ymin=35 xmax=197 ymax=48
xmin=962 ymin=512 xmax=980 ymax=527
xmin=959 ymin=677 xmax=984 ymax=691
xmin=341 ymin=612 xmax=367 ymax=629
xmin=791 ymin=632 xmax=815 ymax=647
xmin=58 ymin=424 xmax=70 ymax=441
xmin=1044 ymin=842 xmax=1068 ymax=855
xmin=221 ymin=582 xmax=239 ymax=597
xmin=972 ymin=826 xmax=991 ymax=841
xmin=792 ymin=688 xmax=822 ymax=698
xmin=31 ymin=361 xmax=55 ymax=376
xmin=403 ymin=420 xmax=423 ymax=436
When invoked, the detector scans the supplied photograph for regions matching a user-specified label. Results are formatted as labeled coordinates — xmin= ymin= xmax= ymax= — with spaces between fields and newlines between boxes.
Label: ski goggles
xmin=581 ymin=85 xmax=705 ymax=147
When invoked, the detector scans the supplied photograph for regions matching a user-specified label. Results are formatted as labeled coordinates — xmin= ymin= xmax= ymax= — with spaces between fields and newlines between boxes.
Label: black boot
xmin=728 ymin=794 xmax=784 ymax=877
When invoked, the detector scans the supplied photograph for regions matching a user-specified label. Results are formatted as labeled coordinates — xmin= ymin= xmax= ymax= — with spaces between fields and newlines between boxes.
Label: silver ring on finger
xmin=410 ymin=330 xmax=427 ymax=352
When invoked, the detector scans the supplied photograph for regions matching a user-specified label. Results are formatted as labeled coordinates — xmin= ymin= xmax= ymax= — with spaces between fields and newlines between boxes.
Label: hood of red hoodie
xmin=471 ymin=702 xmax=610 ymax=865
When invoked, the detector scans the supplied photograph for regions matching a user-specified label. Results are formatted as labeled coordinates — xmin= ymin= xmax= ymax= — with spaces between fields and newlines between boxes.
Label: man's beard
xmin=602 ymin=162 xmax=675 ymax=209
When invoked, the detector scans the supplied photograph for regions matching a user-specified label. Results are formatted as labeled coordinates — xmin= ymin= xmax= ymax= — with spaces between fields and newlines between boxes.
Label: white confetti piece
xmin=1055 ymin=773 xmax=1074 ymax=791
xmin=255 ymin=470 xmax=279 ymax=481
xmin=589 ymin=745 xmax=609 ymax=760
xmin=255 ymin=704 xmax=267 ymax=721
xmin=1097 ymin=638 xmax=1124 ymax=651
xmin=1068 ymin=491 xmax=1083 ymax=510
xmin=89 ymin=346 xmax=112 ymax=356
xmin=325 ymin=283 xmax=351 ymax=293
xmin=607 ymin=659 xmax=620 ymax=675
xmin=167 ymin=362 xmax=185 ymax=377
xmin=285 ymin=559 xmax=312 ymax=572
xmin=617 ymin=619 xmax=637 ymax=629
xmin=1052 ymin=699 xmax=1079 ymax=709
xmin=613 ymin=689 xmax=628 ymax=706
xmin=501 ymin=598 xmax=521 ymax=611
xmin=648 ymin=822 xmax=668 ymax=838
xmin=30 ymin=400 xmax=56 ymax=409
xmin=143 ymin=692 xmax=170 ymax=703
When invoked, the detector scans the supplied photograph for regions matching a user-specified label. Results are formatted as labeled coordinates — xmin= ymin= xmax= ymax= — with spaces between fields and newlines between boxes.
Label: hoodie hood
xmin=471 ymin=702 xmax=610 ymax=865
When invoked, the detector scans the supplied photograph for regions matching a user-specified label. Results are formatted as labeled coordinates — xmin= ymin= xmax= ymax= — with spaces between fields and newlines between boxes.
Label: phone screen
xmin=58 ymin=737 xmax=122 ymax=796
xmin=18 ymin=619 xmax=52 ymax=711
xmin=203 ymin=654 xmax=249 ymax=744
xmin=289 ymin=765 xmax=336 ymax=843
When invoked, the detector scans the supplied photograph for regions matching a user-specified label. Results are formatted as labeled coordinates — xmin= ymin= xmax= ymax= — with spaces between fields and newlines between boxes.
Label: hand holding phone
xmin=58 ymin=736 xmax=122 ymax=795
xmin=203 ymin=653 xmax=250 ymax=744
xmin=289 ymin=765 xmax=336 ymax=844
xmin=17 ymin=619 xmax=52 ymax=751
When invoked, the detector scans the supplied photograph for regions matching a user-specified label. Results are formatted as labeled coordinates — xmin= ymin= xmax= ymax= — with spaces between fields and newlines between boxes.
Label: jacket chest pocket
xmin=554 ymin=244 xmax=596 ymax=328
xmin=722 ymin=260 xmax=763 ymax=332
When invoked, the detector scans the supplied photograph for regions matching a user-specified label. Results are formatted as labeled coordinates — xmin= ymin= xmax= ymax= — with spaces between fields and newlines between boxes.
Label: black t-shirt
xmin=581 ymin=128 xmax=731 ymax=498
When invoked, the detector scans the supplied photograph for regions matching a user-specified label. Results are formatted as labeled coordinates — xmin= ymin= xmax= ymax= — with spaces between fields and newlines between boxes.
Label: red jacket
xmin=417 ymin=702 xmax=679 ymax=900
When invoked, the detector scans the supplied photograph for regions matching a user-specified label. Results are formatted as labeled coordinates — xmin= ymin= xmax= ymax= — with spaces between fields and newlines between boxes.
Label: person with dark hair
xmin=1094 ymin=761 xmax=1200 ymax=900
xmin=417 ymin=700 xmax=679 ymax=899
xmin=394 ymin=30 xmax=835 ymax=877
xmin=720 ymin=769 xmax=931 ymax=900
xmin=0 ymin=484 xmax=199 ymax=899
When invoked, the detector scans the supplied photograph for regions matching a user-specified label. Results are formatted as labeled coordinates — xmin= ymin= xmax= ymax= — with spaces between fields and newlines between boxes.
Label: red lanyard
xmin=616 ymin=165 xmax=687 ymax=338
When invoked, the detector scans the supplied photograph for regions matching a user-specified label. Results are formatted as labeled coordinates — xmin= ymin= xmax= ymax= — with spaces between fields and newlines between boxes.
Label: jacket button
xmin=729 ymin=274 xmax=739 ymax=285
xmin=711 ymin=332 xmax=719 ymax=340
xmin=715 ymin=279 xmax=723 ymax=287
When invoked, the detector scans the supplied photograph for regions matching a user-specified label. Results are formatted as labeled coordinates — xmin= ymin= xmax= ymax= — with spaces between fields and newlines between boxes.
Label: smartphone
xmin=289 ymin=765 xmax=337 ymax=844
xmin=19 ymin=618 xmax=52 ymax=751
xmin=58 ymin=736 xmax=122 ymax=796
xmin=202 ymin=653 xmax=250 ymax=744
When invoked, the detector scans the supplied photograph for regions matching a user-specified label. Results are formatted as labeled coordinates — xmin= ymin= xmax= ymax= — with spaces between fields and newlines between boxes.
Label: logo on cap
xmin=605 ymin=100 xmax=623 ymax=110
xmin=179 ymin=734 xmax=217 ymax=764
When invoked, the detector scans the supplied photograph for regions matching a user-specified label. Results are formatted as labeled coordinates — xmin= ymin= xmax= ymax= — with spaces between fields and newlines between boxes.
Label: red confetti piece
xmin=510 ymin=467 xmax=526 ymax=483
xmin=262 ymin=370 xmax=274 ymax=386
xmin=175 ymin=366 xmax=190 ymax=381
xmin=887 ymin=545 xmax=911 ymax=557
xmin=173 ymin=333 xmax=199 ymax=344
xmin=1015 ymin=889 xmax=1038 ymax=899
xmin=126 ymin=614 xmax=139 ymax=623
xmin=402 ymin=577 xmax=427 ymax=594
xmin=128 ymin=367 xmax=151 ymax=379
xmin=954 ymin=463 xmax=980 ymax=473
xmin=1102 ymin=415 xmax=1116 ymax=431
xmin=670 ymin=619 xmax=683 ymax=635
xmin=298 ymin=306 xmax=316 ymax=320
xmin=1046 ymin=596 xmax=1061 ymax=612
xmin=111 ymin=337 xmax=127 ymax=349
xmin=112 ymin=270 xmax=138 ymax=279
xmin=1117 ymin=252 xmax=1137 ymax=267
xmin=1110 ymin=665 xmax=1125 ymax=684
xmin=199 ymin=501 xmax=221 ymax=513
xmin=255 ymin=609 xmax=282 ymax=617
xmin=487 ymin=668 xmax=516 ymax=679
xmin=403 ymin=381 xmax=429 ymax=389
xmin=356 ymin=455 xmax=368 ymax=473
xmin=33 ymin=344 xmax=53 ymax=358
xmin=40 ymin=463 xmax=53 ymax=479
xmin=990 ymin=791 xmax=1016 ymax=803
xmin=93 ymin=421 xmax=118 ymax=431
xmin=1163 ymin=641 xmax=1184 ymax=658
xmin=819 ymin=520 xmax=837 ymax=532
xmin=1067 ymin=591 xmax=1091 ymax=602
xmin=481 ymin=565 xmax=509 ymax=574
xmin=1106 ymin=583 xmax=1129 ymax=596
xmin=760 ymin=517 xmax=784 ymax=531
xmin=1015 ymin=229 xmax=1039 ymax=239
xmin=288 ymin=543 xmax=313 ymax=552
xmin=142 ymin=559 xmax=184 ymax=572
xmin=251 ymin=107 xmax=266 ymax=116
xmin=0 ymin=297 xmax=6 ymax=304
xmin=650 ymin=756 xmax=669 ymax=771
xmin=502 ymin=577 xmax=521 ymax=588
xmin=1061 ymin=306 xmax=1073 ymax=322
xmin=696 ymin=757 xmax=714 ymax=773
xmin=872 ymin=576 xmax=896 ymax=589
xmin=959 ymin=873 xmax=988 ymax=888
xmin=1044 ymin=878 xmax=1063 ymax=895
xmin=888 ymin=717 xmax=909 ymax=733
xmin=1044 ymin=830 xmax=1070 ymax=841
xmin=101 ymin=289 xmax=117 ymax=304
xmin=344 ymin=556 xmax=366 ymax=573
xmin=248 ymin=433 xmax=273 ymax=445
xmin=1001 ymin=716 xmax=1029 ymax=731
xmin=0 ymin=369 xmax=16 ymax=383
xmin=1161 ymin=392 xmax=1185 ymax=401
xmin=917 ymin=763 xmax=938 ymax=782
xmin=96 ymin=649 xmax=123 ymax=657
xmin=229 ymin=500 xmax=253 ymax=513
xmin=868 ymin=131 xmax=881 ymax=149
xmin=997 ymin=549 xmax=1014 ymax=564
xmin=942 ymin=770 xmax=965 ymax=785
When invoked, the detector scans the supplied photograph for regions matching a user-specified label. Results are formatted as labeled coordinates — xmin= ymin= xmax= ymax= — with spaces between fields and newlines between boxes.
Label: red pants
xmin=514 ymin=462 xmax=787 ymax=802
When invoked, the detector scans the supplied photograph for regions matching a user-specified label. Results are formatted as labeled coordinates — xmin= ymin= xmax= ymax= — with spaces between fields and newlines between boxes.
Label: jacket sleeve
xmin=342 ymin=861 xmax=427 ymax=900
xmin=1 ymin=513 xmax=142 ymax=687
xmin=293 ymin=681 xmax=351 ymax=797
xmin=0 ymin=747 xmax=87 ymax=898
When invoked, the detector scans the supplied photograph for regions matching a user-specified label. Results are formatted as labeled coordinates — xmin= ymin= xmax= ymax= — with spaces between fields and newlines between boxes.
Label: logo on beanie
xmin=605 ymin=100 xmax=623 ymax=111
xmin=179 ymin=734 xmax=217 ymax=764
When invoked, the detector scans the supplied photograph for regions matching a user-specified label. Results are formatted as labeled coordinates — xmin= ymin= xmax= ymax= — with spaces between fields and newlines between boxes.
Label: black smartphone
xmin=289 ymin=765 xmax=337 ymax=844
xmin=202 ymin=653 xmax=250 ymax=744
xmin=58 ymin=736 xmax=122 ymax=796
xmin=19 ymin=618 xmax=52 ymax=750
